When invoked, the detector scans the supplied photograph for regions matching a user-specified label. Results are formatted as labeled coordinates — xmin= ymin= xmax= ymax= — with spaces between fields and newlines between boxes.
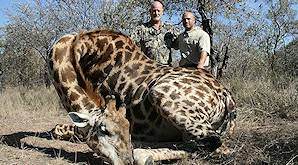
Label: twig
xmin=233 ymin=132 xmax=244 ymax=151
xmin=286 ymin=155 xmax=298 ymax=165
xmin=251 ymin=107 xmax=273 ymax=117
xmin=262 ymin=139 xmax=278 ymax=151
xmin=75 ymin=151 xmax=77 ymax=163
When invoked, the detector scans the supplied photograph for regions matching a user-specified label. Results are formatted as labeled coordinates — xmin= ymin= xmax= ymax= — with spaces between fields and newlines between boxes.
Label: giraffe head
xmin=68 ymin=96 xmax=133 ymax=165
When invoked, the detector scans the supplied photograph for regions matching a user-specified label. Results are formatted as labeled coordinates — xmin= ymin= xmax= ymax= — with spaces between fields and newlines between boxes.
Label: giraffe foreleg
xmin=133 ymin=148 xmax=188 ymax=165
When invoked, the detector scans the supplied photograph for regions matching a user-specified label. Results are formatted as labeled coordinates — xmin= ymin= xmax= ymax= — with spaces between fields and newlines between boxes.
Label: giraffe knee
xmin=50 ymin=124 xmax=75 ymax=140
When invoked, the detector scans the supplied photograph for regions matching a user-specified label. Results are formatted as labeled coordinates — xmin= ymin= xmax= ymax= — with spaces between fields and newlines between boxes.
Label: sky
xmin=0 ymin=0 xmax=13 ymax=26
xmin=0 ymin=0 xmax=264 ymax=26
xmin=0 ymin=1 xmax=297 ymax=28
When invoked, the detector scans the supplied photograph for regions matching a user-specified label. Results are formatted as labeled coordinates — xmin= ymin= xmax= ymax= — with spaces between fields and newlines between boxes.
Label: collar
xmin=184 ymin=26 xmax=199 ymax=34
xmin=145 ymin=21 xmax=164 ymax=30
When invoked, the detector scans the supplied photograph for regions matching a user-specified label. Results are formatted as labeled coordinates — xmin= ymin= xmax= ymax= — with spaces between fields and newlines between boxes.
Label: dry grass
xmin=0 ymin=87 xmax=94 ymax=165
xmin=0 ymin=79 xmax=297 ymax=164
xmin=219 ymin=77 xmax=298 ymax=165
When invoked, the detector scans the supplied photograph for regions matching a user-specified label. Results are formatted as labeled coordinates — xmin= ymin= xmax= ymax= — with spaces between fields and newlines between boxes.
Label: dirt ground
xmin=0 ymin=87 xmax=297 ymax=165
xmin=0 ymin=108 xmax=297 ymax=165
xmin=0 ymin=108 xmax=103 ymax=165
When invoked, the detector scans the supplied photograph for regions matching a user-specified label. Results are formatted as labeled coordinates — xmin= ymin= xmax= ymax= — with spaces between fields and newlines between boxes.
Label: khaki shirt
xmin=177 ymin=26 xmax=211 ymax=67
xmin=130 ymin=22 xmax=177 ymax=65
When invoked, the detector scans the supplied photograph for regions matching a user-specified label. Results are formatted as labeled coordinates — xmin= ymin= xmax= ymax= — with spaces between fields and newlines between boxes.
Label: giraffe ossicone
xmin=48 ymin=28 xmax=236 ymax=165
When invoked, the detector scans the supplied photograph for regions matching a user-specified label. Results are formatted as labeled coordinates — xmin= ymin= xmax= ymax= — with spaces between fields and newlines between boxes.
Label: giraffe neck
xmin=49 ymin=33 xmax=105 ymax=114
xmin=50 ymin=29 xmax=172 ymax=113
xmin=75 ymin=29 xmax=171 ymax=106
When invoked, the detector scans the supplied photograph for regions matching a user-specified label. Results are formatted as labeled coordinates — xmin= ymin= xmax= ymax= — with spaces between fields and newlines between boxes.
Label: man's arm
xmin=164 ymin=26 xmax=180 ymax=65
xmin=197 ymin=30 xmax=210 ymax=69
xmin=197 ymin=51 xmax=208 ymax=69
xmin=169 ymin=31 xmax=181 ymax=50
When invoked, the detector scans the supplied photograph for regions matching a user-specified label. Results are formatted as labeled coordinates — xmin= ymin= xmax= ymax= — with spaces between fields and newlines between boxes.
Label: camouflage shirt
xmin=130 ymin=22 xmax=177 ymax=65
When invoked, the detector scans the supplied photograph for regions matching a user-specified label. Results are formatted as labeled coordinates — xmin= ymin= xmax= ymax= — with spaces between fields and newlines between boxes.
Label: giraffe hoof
xmin=144 ymin=156 xmax=154 ymax=165
xmin=133 ymin=150 xmax=154 ymax=165
xmin=215 ymin=143 xmax=232 ymax=155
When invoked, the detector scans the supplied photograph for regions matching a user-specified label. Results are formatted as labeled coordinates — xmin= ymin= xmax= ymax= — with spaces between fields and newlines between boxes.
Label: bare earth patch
xmin=0 ymin=87 xmax=297 ymax=164
xmin=0 ymin=109 xmax=98 ymax=165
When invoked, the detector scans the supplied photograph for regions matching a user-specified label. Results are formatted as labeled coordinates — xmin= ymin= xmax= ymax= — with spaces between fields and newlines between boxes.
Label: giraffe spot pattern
xmin=49 ymin=29 xmax=236 ymax=164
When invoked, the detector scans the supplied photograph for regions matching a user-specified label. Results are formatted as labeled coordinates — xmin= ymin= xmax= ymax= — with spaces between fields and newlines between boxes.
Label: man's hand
xmin=197 ymin=63 xmax=205 ymax=69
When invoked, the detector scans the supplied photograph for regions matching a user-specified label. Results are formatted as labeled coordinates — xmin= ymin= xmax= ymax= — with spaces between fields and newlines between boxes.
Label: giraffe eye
xmin=99 ymin=125 xmax=111 ymax=136
xmin=101 ymin=125 xmax=106 ymax=131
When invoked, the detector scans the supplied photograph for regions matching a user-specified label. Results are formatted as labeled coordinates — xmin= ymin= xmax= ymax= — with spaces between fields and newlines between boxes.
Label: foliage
xmin=0 ymin=0 xmax=146 ymax=87
xmin=0 ymin=49 xmax=45 ymax=87
xmin=0 ymin=0 xmax=296 ymax=88
xmin=274 ymin=39 xmax=298 ymax=77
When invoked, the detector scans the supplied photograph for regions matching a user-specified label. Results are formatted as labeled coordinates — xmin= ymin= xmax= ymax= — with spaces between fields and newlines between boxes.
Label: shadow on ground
xmin=0 ymin=131 xmax=105 ymax=164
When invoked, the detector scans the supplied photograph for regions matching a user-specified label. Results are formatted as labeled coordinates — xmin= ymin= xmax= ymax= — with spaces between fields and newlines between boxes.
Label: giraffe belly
xmin=131 ymin=118 xmax=182 ymax=142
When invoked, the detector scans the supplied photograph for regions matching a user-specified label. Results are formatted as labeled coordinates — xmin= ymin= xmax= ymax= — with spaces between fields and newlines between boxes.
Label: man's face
xmin=182 ymin=12 xmax=195 ymax=31
xmin=150 ymin=1 xmax=164 ymax=22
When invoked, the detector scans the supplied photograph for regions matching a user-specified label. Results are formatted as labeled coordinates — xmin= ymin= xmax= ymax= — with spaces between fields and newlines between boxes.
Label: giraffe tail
xmin=224 ymin=90 xmax=236 ymax=136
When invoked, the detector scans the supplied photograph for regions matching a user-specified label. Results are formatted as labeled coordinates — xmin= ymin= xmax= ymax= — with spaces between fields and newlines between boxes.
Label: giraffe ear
xmin=68 ymin=112 xmax=90 ymax=127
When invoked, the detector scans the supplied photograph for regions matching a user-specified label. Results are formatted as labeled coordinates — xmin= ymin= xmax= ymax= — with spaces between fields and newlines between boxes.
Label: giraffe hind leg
xmin=133 ymin=148 xmax=188 ymax=165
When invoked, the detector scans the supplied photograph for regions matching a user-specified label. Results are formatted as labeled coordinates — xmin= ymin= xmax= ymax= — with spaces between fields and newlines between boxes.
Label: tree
xmin=275 ymin=39 xmax=298 ymax=77
xmin=0 ymin=0 xmax=297 ymax=87
xmin=262 ymin=0 xmax=297 ymax=71
xmin=1 ymin=0 xmax=146 ymax=87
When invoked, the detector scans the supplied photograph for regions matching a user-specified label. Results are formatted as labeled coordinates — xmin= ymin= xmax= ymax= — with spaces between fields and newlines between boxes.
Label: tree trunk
xmin=197 ymin=1 xmax=219 ymax=77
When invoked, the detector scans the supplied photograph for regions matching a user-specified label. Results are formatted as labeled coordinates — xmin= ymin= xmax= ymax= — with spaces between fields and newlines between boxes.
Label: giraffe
xmin=48 ymin=29 xmax=236 ymax=165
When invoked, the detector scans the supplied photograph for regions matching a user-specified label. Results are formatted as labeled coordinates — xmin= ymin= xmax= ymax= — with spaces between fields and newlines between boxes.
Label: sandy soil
xmin=0 ymin=104 xmax=297 ymax=165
